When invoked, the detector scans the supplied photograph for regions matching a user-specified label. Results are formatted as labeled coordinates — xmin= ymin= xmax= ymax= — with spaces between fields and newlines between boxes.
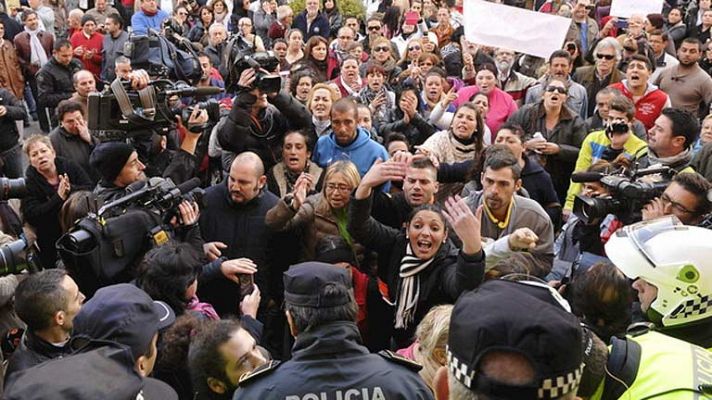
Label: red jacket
xmin=609 ymin=81 xmax=669 ymax=130
xmin=70 ymin=31 xmax=103 ymax=78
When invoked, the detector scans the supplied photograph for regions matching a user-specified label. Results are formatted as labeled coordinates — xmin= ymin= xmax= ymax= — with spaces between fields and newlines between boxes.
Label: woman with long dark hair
xmin=349 ymin=181 xmax=485 ymax=347
xmin=293 ymin=35 xmax=329 ymax=82
xmin=418 ymin=103 xmax=486 ymax=201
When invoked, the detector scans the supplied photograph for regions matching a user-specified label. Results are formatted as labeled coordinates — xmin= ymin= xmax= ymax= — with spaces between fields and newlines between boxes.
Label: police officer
xmin=234 ymin=261 xmax=434 ymax=400
xmin=605 ymin=216 xmax=712 ymax=349
xmin=432 ymin=279 xmax=585 ymax=400
xmin=579 ymin=327 xmax=712 ymax=400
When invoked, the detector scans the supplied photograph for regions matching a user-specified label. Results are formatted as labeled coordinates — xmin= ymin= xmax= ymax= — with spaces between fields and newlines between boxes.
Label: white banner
xmin=610 ymin=0 xmax=664 ymax=19
xmin=463 ymin=0 xmax=572 ymax=59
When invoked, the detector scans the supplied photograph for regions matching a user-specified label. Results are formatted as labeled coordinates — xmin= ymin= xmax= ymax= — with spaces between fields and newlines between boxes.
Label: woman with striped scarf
xmin=349 ymin=159 xmax=486 ymax=347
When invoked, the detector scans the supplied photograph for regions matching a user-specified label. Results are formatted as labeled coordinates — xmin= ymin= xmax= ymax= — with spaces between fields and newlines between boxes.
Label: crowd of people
xmin=0 ymin=0 xmax=711 ymax=398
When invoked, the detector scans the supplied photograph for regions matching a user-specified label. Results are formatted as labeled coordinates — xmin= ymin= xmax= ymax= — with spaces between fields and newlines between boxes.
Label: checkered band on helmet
xmin=447 ymin=348 xmax=584 ymax=399
xmin=670 ymin=295 xmax=712 ymax=320
xmin=536 ymin=364 xmax=584 ymax=399
xmin=447 ymin=348 xmax=475 ymax=389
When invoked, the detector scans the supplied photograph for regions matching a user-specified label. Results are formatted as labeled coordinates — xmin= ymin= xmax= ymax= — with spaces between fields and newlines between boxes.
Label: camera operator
xmin=551 ymin=160 xmax=625 ymax=281
xmin=564 ymin=95 xmax=648 ymax=215
xmin=89 ymin=107 xmax=208 ymax=203
xmin=217 ymin=66 xmax=312 ymax=172
xmin=641 ymin=172 xmax=712 ymax=226
xmin=636 ymin=107 xmax=698 ymax=174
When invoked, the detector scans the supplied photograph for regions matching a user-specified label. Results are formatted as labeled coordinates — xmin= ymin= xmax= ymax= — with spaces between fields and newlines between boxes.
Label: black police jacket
xmin=233 ymin=322 xmax=435 ymax=400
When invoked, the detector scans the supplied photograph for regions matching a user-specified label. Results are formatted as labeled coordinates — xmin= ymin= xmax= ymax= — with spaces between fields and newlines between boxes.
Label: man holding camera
xmin=641 ymin=172 xmax=712 ymax=226
xmin=217 ymin=66 xmax=312 ymax=172
xmin=90 ymin=107 xmax=208 ymax=202
xmin=565 ymin=95 xmax=648 ymax=213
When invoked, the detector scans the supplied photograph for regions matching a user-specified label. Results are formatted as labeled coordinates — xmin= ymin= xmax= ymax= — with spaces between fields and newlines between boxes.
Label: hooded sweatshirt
xmin=609 ymin=80 xmax=671 ymax=130
xmin=312 ymin=127 xmax=389 ymax=178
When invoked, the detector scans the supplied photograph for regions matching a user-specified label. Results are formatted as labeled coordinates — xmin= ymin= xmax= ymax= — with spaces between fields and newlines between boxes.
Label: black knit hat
xmin=90 ymin=142 xmax=134 ymax=183
xmin=448 ymin=280 xmax=584 ymax=399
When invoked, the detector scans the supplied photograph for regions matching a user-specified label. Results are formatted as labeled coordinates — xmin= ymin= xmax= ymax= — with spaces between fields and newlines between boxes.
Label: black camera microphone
xmin=165 ymin=86 xmax=225 ymax=98
xmin=177 ymin=177 xmax=201 ymax=194
xmin=571 ymin=172 xmax=605 ymax=183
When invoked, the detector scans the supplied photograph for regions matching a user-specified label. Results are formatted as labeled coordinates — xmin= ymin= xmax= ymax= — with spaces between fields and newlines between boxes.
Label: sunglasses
xmin=623 ymin=46 xmax=637 ymax=52
xmin=408 ymin=45 xmax=421 ymax=51
xmin=596 ymin=53 xmax=615 ymax=60
xmin=367 ymin=25 xmax=381 ymax=31
xmin=373 ymin=46 xmax=389 ymax=52
xmin=545 ymin=85 xmax=567 ymax=94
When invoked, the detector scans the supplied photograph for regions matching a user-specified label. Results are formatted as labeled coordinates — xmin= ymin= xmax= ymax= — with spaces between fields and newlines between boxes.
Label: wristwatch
xmin=284 ymin=194 xmax=297 ymax=212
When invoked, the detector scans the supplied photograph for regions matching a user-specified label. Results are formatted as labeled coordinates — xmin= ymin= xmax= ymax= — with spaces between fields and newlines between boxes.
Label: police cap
xmin=283 ymin=262 xmax=352 ymax=308
xmin=448 ymin=280 xmax=584 ymax=400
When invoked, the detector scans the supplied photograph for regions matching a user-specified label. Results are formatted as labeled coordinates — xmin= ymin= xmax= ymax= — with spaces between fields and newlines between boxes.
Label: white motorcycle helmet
xmin=605 ymin=216 xmax=712 ymax=328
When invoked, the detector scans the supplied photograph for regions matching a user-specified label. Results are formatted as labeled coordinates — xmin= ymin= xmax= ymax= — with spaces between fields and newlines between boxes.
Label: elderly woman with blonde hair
xmin=265 ymin=160 xmax=363 ymax=261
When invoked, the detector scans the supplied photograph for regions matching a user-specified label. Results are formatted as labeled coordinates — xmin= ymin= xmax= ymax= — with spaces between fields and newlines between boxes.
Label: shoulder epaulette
xmin=377 ymin=349 xmax=422 ymax=371
xmin=237 ymin=360 xmax=281 ymax=386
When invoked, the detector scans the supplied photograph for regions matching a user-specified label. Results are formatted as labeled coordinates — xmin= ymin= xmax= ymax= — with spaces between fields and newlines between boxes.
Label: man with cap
xmin=90 ymin=108 xmax=207 ymax=202
xmin=4 ymin=283 xmax=178 ymax=399
xmin=234 ymin=262 xmax=434 ymax=399
xmin=72 ymin=283 xmax=175 ymax=380
xmin=433 ymin=279 xmax=584 ymax=400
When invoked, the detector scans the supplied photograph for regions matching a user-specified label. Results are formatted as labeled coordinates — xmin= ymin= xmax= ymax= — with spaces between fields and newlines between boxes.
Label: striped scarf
xmin=395 ymin=243 xmax=434 ymax=329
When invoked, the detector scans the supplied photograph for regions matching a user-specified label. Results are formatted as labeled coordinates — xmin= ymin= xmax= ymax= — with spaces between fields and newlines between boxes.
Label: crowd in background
xmin=0 ymin=0 xmax=710 ymax=398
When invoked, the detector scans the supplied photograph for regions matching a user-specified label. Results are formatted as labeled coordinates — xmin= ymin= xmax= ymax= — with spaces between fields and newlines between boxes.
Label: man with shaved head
xmin=199 ymin=151 xmax=280 ymax=317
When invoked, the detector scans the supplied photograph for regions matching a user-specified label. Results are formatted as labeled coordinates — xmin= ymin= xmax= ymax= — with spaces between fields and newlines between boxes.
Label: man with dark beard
xmin=654 ymin=37 xmax=712 ymax=118
xmin=463 ymin=147 xmax=555 ymax=277
xmin=198 ymin=152 xmax=280 ymax=317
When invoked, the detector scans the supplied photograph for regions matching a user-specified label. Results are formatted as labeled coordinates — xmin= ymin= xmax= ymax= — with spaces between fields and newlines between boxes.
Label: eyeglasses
xmin=373 ymin=46 xmax=389 ymax=52
xmin=408 ymin=45 xmax=421 ymax=51
xmin=367 ymin=25 xmax=381 ymax=31
xmin=325 ymin=183 xmax=352 ymax=192
xmin=596 ymin=53 xmax=615 ymax=60
xmin=545 ymin=85 xmax=567 ymax=94
xmin=661 ymin=193 xmax=696 ymax=214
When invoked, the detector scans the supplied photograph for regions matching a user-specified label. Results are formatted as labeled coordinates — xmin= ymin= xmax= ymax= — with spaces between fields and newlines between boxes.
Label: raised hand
xmin=443 ymin=195 xmax=483 ymax=255
xmin=354 ymin=159 xmax=407 ymax=199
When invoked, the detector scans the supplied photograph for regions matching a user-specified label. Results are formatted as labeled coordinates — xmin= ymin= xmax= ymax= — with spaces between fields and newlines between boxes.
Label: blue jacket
xmin=131 ymin=10 xmax=170 ymax=35
xmin=292 ymin=11 xmax=330 ymax=40
xmin=312 ymin=127 xmax=388 ymax=177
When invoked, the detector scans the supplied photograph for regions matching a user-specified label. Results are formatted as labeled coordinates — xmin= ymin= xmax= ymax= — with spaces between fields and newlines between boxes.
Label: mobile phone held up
xmin=239 ymin=273 xmax=254 ymax=296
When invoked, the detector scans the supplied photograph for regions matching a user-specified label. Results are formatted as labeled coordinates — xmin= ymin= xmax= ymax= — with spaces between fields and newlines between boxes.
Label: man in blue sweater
xmin=312 ymin=98 xmax=388 ymax=178
xmin=131 ymin=0 xmax=169 ymax=35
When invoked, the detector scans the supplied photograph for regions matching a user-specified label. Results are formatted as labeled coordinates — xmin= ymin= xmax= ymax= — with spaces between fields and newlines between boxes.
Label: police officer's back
xmin=233 ymin=262 xmax=434 ymax=400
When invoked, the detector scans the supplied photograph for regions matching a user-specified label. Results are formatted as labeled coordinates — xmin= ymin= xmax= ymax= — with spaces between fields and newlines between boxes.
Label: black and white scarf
xmin=395 ymin=243 xmax=435 ymax=329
